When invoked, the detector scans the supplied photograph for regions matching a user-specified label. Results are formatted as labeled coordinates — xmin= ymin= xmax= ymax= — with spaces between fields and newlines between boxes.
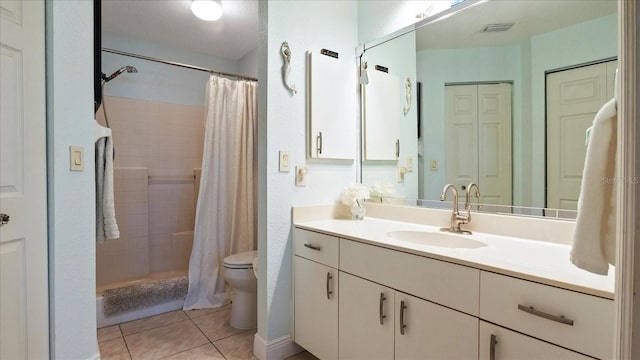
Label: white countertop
xmin=294 ymin=217 xmax=615 ymax=299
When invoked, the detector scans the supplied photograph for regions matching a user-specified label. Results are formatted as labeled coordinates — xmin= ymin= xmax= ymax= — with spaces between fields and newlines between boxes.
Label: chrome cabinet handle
xmin=0 ymin=213 xmax=9 ymax=227
xmin=490 ymin=334 xmax=498 ymax=360
xmin=316 ymin=132 xmax=323 ymax=155
xmin=395 ymin=139 xmax=400 ymax=158
xmin=326 ymin=272 xmax=333 ymax=299
xmin=379 ymin=293 xmax=387 ymax=325
xmin=399 ymin=300 xmax=407 ymax=335
xmin=517 ymin=304 xmax=574 ymax=326
xmin=304 ymin=243 xmax=321 ymax=251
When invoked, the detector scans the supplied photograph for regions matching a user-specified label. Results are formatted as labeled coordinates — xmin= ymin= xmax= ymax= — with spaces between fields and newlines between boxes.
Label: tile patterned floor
xmin=97 ymin=306 xmax=318 ymax=360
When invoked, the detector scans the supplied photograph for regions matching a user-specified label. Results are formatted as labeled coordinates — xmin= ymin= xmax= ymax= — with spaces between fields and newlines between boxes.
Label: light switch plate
xmin=69 ymin=146 xmax=84 ymax=171
xmin=430 ymin=160 xmax=438 ymax=171
xmin=279 ymin=150 xmax=291 ymax=172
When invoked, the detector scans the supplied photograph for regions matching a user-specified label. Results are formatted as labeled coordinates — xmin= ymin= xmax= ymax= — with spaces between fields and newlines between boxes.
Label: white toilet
xmin=222 ymin=250 xmax=258 ymax=329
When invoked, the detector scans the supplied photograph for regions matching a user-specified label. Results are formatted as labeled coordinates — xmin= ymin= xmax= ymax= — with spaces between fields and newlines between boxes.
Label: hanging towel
xmin=570 ymin=97 xmax=617 ymax=275
xmin=96 ymin=136 xmax=119 ymax=243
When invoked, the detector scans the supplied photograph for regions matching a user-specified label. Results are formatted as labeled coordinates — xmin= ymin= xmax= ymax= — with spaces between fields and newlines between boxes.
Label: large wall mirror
xmin=360 ymin=0 xmax=617 ymax=217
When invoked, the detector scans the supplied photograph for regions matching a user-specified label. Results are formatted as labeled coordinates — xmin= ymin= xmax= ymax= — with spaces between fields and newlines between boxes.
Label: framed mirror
xmin=360 ymin=0 xmax=617 ymax=217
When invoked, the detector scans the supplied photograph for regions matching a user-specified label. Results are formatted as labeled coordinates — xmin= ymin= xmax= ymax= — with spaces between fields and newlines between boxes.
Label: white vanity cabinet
xmin=292 ymin=226 xmax=613 ymax=360
xmin=394 ymin=291 xmax=478 ymax=360
xmin=338 ymin=272 xmax=394 ymax=359
xmin=293 ymin=229 xmax=340 ymax=360
xmin=479 ymin=321 xmax=592 ymax=360
xmin=480 ymin=271 xmax=614 ymax=359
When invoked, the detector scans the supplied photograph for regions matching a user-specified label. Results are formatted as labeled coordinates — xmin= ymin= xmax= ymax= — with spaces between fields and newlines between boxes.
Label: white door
xmin=394 ymin=292 xmax=478 ymax=360
xmin=338 ymin=272 xmax=394 ymax=359
xmin=445 ymin=83 xmax=512 ymax=206
xmin=0 ymin=1 xmax=49 ymax=359
xmin=546 ymin=60 xmax=617 ymax=210
xmin=477 ymin=83 xmax=512 ymax=206
xmin=445 ymin=85 xmax=478 ymax=205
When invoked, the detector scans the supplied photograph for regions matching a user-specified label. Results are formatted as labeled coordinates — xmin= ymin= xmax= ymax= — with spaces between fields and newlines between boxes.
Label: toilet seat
xmin=224 ymin=250 xmax=257 ymax=269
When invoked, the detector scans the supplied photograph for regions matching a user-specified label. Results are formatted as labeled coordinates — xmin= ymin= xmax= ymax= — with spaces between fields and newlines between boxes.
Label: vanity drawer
xmin=340 ymin=238 xmax=479 ymax=315
xmin=480 ymin=271 xmax=613 ymax=359
xmin=293 ymin=228 xmax=339 ymax=268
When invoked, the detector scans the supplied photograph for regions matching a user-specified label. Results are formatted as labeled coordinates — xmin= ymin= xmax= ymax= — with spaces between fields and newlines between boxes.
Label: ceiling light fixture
xmin=191 ymin=0 xmax=223 ymax=22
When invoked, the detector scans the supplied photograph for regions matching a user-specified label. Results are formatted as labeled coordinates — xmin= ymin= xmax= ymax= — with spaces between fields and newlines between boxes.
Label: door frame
xmin=615 ymin=1 xmax=638 ymax=358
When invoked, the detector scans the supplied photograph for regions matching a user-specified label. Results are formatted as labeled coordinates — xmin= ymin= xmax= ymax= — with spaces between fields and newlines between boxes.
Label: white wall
xmin=239 ymin=47 xmax=258 ymax=79
xmin=358 ymin=0 xmax=432 ymax=44
xmin=45 ymin=0 xmax=98 ymax=358
xmin=102 ymin=32 xmax=243 ymax=106
xmin=257 ymin=0 xmax=358 ymax=341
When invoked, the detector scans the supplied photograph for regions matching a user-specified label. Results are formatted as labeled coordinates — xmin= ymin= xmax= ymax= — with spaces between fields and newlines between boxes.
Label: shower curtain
xmin=183 ymin=75 xmax=257 ymax=310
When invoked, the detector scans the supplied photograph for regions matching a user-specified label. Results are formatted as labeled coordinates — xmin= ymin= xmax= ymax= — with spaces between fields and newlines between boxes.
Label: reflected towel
xmin=570 ymin=98 xmax=617 ymax=275
xmin=96 ymin=136 xmax=119 ymax=242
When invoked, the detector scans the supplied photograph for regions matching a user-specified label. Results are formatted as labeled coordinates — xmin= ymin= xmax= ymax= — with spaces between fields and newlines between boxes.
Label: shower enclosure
xmin=95 ymin=92 xmax=205 ymax=327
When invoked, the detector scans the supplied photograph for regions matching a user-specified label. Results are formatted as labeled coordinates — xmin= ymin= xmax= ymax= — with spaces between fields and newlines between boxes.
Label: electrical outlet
xmin=398 ymin=166 xmax=407 ymax=183
xmin=279 ymin=150 xmax=291 ymax=172
xmin=406 ymin=156 xmax=413 ymax=172
xmin=295 ymin=166 xmax=307 ymax=186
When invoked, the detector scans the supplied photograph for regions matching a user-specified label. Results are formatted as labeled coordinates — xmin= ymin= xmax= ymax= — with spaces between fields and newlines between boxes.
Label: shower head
xmin=103 ymin=65 xmax=138 ymax=83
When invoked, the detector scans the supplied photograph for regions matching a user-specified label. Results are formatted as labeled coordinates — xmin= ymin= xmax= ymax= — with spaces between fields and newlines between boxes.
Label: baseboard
xmin=253 ymin=333 xmax=303 ymax=360
xmin=87 ymin=353 xmax=101 ymax=360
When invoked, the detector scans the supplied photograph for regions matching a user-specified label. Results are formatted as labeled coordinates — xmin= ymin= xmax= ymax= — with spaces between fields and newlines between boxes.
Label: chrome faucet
xmin=464 ymin=183 xmax=481 ymax=225
xmin=440 ymin=184 xmax=470 ymax=234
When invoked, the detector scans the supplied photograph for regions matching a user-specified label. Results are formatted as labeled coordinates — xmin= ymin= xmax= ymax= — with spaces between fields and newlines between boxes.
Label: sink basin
xmin=386 ymin=230 xmax=487 ymax=249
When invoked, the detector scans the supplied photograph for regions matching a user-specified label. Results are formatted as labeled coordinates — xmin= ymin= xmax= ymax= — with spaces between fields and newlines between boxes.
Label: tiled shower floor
xmin=98 ymin=305 xmax=318 ymax=360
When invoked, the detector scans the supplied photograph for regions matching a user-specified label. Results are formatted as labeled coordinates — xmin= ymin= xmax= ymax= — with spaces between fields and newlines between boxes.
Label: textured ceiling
xmin=102 ymin=0 xmax=258 ymax=60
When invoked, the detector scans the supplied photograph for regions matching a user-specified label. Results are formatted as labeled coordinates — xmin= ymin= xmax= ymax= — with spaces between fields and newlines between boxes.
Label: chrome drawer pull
xmin=399 ymin=300 xmax=407 ymax=335
xmin=326 ymin=272 xmax=333 ymax=299
xmin=517 ymin=304 xmax=574 ymax=326
xmin=304 ymin=243 xmax=321 ymax=251
xmin=490 ymin=334 xmax=498 ymax=360
xmin=379 ymin=293 xmax=387 ymax=325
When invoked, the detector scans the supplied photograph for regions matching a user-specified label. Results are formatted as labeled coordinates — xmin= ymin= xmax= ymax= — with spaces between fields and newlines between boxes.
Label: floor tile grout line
xmin=118 ymin=324 xmax=134 ymax=360
xmin=186 ymin=311 xmax=229 ymax=360
xmin=120 ymin=313 xmax=190 ymax=337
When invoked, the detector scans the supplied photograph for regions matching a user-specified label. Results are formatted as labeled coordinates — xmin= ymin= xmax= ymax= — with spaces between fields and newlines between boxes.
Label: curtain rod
xmin=102 ymin=48 xmax=258 ymax=82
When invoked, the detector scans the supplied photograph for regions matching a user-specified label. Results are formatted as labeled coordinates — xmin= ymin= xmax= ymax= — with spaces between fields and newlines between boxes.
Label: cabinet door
xmin=308 ymin=51 xmax=357 ymax=160
xmin=339 ymin=272 xmax=394 ymax=359
xmin=395 ymin=292 xmax=478 ymax=360
xmin=363 ymin=70 xmax=401 ymax=160
xmin=293 ymin=256 xmax=338 ymax=360
xmin=479 ymin=321 xmax=591 ymax=360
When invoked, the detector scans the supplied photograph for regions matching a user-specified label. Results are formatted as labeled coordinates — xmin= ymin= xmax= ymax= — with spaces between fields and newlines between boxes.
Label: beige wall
xmin=96 ymin=96 xmax=204 ymax=287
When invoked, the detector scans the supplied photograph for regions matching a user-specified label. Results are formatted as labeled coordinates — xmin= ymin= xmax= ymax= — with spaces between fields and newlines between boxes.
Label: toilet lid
xmin=224 ymin=250 xmax=257 ymax=267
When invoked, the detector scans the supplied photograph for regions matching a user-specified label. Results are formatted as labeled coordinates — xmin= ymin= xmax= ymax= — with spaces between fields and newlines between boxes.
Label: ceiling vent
xmin=481 ymin=23 xmax=514 ymax=33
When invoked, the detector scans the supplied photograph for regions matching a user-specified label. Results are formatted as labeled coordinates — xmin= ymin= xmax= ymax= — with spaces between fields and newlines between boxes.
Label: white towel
xmin=96 ymin=136 xmax=119 ymax=243
xmin=570 ymin=98 xmax=617 ymax=275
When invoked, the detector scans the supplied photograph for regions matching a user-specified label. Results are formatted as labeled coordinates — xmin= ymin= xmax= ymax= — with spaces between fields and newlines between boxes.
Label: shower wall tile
xmin=96 ymin=96 xmax=202 ymax=287
xmin=97 ymin=167 xmax=149 ymax=287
